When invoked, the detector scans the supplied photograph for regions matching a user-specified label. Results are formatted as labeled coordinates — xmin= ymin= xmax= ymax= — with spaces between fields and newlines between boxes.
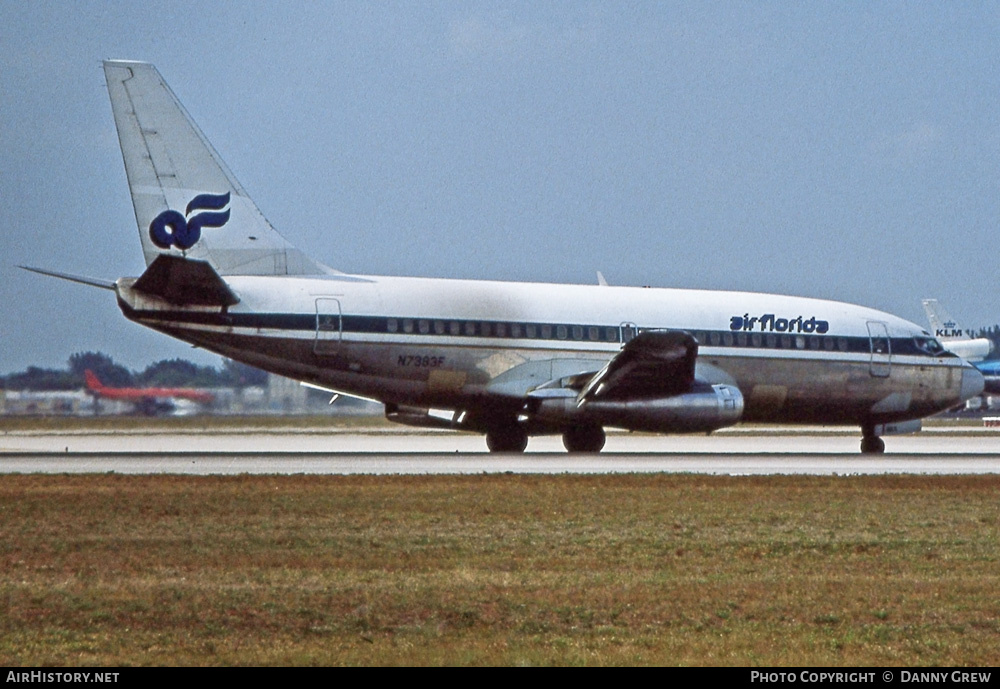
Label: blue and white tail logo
xmin=149 ymin=192 xmax=231 ymax=250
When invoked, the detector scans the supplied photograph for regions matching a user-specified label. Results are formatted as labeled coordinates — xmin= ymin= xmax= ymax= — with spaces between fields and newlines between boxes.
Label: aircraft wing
xmin=575 ymin=330 xmax=698 ymax=404
xmin=521 ymin=329 xmax=741 ymax=437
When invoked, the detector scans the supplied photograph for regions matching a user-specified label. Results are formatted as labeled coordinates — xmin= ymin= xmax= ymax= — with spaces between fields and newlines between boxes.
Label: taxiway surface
xmin=2 ymin=426 xmax=998 ymax=475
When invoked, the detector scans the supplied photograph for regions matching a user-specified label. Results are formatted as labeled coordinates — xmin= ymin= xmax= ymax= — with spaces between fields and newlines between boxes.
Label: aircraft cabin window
xmin=751 ymin=333 xmax=762 ymax=348
xmin=838 ymin=338 xmax=849 ymax=352
xmin=434 ymin=320 xmax=446 ymax=335
xmin=541 ymin=325 xmax=552 ymax=339
xmin=556 ymin=325 xmax=568 ymax=340
xmin=736 ymin=333 xmax=748 ymax=347
xmin=496 ymin=323 xmax=507 ymax=337
xmin=589 ymin=327 xmax=600 ymax=341
xmin=511 ymin=324 xmax=522 ymax=338
xmin=572 ymin=326 xmax=583 ymax=340
xmin=464 ymin=322 xmax=476 ymax=336
xmin=709 ymin=332 xmax=720 ymax=346
xmin=606 ymin=327 xmax=618 ymax=342
xmin=450 ymin=321 xmax=461 ymax=336
xmin=723 ymin=333 xmax=734 ymax=346
xmin=824 ymin=338 xmax=835 ymax=351
xmin=419 ymin=320 xmax=430 ymax=334
xmin=795 ymin=336 xmax=806 ymax=349
xmin=526 ymin=324 xmax=537 ymax=338
xmin=387 ymin=318 xmax=398 ymax=333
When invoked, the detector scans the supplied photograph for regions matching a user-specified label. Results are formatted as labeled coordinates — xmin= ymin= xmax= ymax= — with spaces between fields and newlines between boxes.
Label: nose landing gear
xmin=860 ymin=426 xmax=885 ymax=454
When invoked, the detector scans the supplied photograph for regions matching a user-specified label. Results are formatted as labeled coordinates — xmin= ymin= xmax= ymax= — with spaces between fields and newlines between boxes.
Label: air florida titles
xmin=730 ymin=314 xmax=830 ymax=334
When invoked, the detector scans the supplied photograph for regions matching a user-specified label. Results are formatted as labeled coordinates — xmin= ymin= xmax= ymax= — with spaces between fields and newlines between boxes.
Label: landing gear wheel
xmin=486 ymin=426 xmax=528 ymax=453
xmin=562 ymin=426 xmax=606 ymax=453
xmin=860 ymin=436 xmax=885 ymax=454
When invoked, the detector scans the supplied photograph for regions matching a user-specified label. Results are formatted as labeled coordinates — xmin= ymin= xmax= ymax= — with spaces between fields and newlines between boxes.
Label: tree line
xmin=1 ymin=352 xmax=268 ymax=391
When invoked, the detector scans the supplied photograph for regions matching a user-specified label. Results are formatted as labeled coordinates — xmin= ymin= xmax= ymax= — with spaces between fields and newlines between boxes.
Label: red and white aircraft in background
xmin=84 ymin=370 xmax=215 ymax=416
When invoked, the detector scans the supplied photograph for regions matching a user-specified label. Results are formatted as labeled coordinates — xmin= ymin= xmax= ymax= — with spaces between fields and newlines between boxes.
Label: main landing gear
xmin=860 ymin=426 xmax=885 ymax=454
xmin=483 ymin=425 xmax=608 ymax=453
xmin=485 ymin=425 xmax=528 ymax=453
xmin=562 ymin=426 xmax=606 ymax=453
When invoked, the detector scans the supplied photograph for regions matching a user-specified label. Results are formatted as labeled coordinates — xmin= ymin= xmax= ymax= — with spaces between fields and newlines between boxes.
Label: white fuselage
xmin=115 ymin=272 xmax=981 ymax=430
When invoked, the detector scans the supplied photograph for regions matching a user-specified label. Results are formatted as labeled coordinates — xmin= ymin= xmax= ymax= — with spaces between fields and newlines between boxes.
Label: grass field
xmin=2 ymin=472 xmax=999 ymax=666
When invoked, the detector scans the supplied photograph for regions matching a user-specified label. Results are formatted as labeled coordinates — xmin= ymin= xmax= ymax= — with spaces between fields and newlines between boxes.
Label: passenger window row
xmin=374 ymin=317 xmax=938 ymax=357
xmin=694 ymin=331 xmax=852 ymax=352
xmin=385 ymin=318 xmax=620 ymax=342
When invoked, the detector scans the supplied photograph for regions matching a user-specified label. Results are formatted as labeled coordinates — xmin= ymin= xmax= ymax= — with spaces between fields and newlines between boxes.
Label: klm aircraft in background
xmin=978 ymin=361 xmax=1000 ymax=395
xmin=24 ymin=61 xmax=984 ymax=454
xmin=922 ymin=299 xmax=998 ymax=395
xmin=921 ymin=299 xmax=992 ymax=362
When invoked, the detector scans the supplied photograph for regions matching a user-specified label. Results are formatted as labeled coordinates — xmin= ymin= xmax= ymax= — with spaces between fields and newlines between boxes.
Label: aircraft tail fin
xmin=921 ymin=299 xmax=964 ymax=340
xmin=103 ymin=60 xmax=334 ymax=277
xmin=84 ymin=370 xmax=104 ymax=392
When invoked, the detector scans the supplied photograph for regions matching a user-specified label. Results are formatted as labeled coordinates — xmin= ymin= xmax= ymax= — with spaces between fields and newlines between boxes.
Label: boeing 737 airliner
xmin=24 ymin=61 xmax=985 ymax=453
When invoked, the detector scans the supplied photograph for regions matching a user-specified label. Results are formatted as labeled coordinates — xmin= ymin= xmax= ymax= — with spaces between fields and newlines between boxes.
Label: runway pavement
xmin=2 ymin=425 xmax=999 ymax=474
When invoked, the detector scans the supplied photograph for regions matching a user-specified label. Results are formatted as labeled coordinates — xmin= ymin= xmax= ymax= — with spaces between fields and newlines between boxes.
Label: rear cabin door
xmin=314 ymin=298 xmax=342 ymax=355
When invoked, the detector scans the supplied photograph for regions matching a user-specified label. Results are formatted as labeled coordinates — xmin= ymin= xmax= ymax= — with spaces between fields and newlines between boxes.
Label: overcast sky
xmin=2 ymin=1 xmax=999 ymax=375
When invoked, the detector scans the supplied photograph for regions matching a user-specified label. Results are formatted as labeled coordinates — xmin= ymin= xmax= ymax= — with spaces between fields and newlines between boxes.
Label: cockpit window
xmin=914 ymin=337 xmax=947 ymax=356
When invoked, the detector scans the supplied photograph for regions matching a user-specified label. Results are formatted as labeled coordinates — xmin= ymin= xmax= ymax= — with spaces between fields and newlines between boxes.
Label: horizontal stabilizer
xmin=19 ymin=265 xmax=115 ymax=291
xmin=299 ymin=381 xmax=382 ymax=405
xmin=132 ymin=254 xmax=239 ymax=306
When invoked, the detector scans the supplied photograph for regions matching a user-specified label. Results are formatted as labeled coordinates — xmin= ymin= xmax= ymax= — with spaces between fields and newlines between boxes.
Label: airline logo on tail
xmin=149 ymin=192 xmax=231 ymax=250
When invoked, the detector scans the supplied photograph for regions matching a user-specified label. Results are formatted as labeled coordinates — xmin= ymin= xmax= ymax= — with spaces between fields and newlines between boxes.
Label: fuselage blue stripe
xmin=118 ymin=303 xmax=954 ymax=359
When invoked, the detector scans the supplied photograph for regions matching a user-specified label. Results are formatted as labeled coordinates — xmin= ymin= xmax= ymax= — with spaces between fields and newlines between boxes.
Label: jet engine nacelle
xmin=529 ymin=383 xmax=744 ymax=434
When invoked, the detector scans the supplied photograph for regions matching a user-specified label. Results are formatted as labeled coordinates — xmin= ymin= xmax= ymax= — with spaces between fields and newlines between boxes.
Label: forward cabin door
xmin=867 ymin=321 xmax=891 ymax=378
xmin=314 ymin=298 xmax=342 ymax=355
